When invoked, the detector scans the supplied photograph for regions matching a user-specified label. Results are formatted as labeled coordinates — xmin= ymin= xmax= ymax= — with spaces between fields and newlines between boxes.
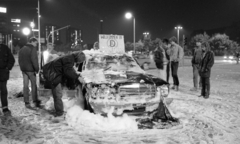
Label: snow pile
xmin=65 ymin=105 xmax=138 ymax=131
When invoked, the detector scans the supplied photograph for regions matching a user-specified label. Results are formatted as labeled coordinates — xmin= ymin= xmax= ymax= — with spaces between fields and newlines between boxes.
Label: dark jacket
xmin=42 ymin=52 xmax=85 ymax=88
xmin=199 ymin=51 xmax=214 ymax=77
xmin=18 ymin=44 xmax=39 ymax=73
xmin=154 ymin=48 xmax=164 ymax=69
xmin=0 ymin=44 xmax=15 ymax=81
xmin=191 ymin=47 xmax=202 ymax=64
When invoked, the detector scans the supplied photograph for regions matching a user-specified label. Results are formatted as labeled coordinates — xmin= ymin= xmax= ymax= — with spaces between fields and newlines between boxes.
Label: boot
xmin=171 ymin=85 xmax=175 ymax=90
xmin=190 ymin=87 xmax=198 ymax=91
xmin=175 ymin=86 xmax=179 ymax=91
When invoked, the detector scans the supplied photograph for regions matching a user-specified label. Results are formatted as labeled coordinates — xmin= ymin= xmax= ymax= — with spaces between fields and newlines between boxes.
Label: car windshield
xmin=85 ymin=54 xmax=144 ymax=73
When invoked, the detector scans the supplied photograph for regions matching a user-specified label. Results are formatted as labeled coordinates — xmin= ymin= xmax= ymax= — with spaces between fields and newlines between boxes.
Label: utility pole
xmin=52 ymin=26 xmax=54 ymax=45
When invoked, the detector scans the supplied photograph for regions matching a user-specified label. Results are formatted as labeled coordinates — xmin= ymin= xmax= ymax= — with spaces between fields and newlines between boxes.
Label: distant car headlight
xmin=224 ymin=56 xmax=227 ymax=59
xmin=229 ymin=56 xmax=233 ymax=59
xmin=159 ymin=85 xmax=169 ymax=97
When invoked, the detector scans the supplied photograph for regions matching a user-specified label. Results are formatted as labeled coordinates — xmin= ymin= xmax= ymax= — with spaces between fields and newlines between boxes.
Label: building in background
xmin=44 ymin=24 xmax=60 ymax=44
xmin=0 ymin=6 xmax=8 ymax=44
xmin=10 ymin=18 xmax=21 ymax=42
xmin=66 ymin=26 xmax=82 ymax=44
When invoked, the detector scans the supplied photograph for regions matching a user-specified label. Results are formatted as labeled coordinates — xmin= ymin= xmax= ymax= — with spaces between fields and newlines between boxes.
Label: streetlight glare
xmin=22 ymin=27 xmax=31 ymax=35
xmin=125 ymin=12 xmax=132 ymax=19
xmin=30 ymin=22 xmax=35 ymax=28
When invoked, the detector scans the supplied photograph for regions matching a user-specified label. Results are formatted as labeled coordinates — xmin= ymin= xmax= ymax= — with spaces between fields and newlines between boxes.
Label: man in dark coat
xmin=154 ymin=43 xmax=164 ymax=75
xmin=190 ymin=40 xmax=203 ymax=91
xmin=18 ymin=37 xmax=41 ymax=108
xmin=42 ymin=51 xmax=85 ymax=117
xmin=0 ymin=38 xmax=15 ymax=115
xmin=162 ymin=39 xmax=171 ymax=83
xmin=198 ymin=42 xmax=214 ymax=99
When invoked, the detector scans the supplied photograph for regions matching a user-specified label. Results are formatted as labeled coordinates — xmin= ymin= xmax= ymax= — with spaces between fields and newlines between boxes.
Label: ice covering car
xmin=79 ymin=50 xmax=170 ymax=117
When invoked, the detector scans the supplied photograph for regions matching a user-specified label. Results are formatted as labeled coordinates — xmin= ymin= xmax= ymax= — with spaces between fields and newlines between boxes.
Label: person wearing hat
xmin=198 ymin=42 xmax=214 ymax=99
xmin=42 ymin=51 xmax=85 ymax=117
xmin=190 ymin=40 xmax=203 ymax=91
xmin=169 ymin=36 xmax=184 ymax=91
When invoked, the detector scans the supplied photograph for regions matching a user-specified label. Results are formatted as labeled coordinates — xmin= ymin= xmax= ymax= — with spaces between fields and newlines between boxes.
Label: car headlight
xmin=224 ymin=56 xmax=227 ymax=59
xmin=159 ymin=85 xmax=169 ymax=97
xmin=229 ymin=56 xmax=233 ymax=59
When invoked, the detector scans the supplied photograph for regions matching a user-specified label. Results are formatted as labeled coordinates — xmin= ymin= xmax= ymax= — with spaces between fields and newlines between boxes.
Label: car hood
xmin=81 ymin=69 xmax=168 ymax=86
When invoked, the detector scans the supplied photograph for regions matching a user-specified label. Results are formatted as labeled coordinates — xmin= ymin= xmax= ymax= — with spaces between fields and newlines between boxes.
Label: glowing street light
xmin=22 ymin=27 xmax=31 ymax=36
xmin=175 ymin=26 xmax=183 ymax=44
xmin=30 ymin=22 xmax=35 ymax=29
xmin=22 ymin=27 xmax=31 ymax=40
xmin=125 ymin=12 xmax=135 ymax=53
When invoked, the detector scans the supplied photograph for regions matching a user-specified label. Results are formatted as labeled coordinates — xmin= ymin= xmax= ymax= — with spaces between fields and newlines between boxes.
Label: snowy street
xmin=1 ymin=58 xmax=240 ymax=144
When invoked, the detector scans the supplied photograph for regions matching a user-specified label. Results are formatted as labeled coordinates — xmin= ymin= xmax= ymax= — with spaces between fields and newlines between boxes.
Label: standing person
xmin=190 ymin=40 xmax=203 ymax=91
xmin=18 ymin=37 xmax=41 ymax=108
xmin=169 ymin=36 xmax=184 ymax=91
xmin=46 ymin=43 xmax=58 ymax=54
xmin=0 ymin=37 xmax=15 ymax=115
xmin=235 ymin=51 xmax=239 ymax=64
xmin=162 ymin=38 xmax=171 ymax=83
xmin=199 ymin=42 xmax=214 ymax=99
xmin=154 ymin=41 xmax=165 ymax=80
xmin=42 ymin=52 xmax=85 ymax=117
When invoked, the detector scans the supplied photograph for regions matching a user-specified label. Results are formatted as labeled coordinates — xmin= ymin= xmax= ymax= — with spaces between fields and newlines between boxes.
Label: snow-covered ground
xmin=1 ymin=61 xmax=240 ymax=144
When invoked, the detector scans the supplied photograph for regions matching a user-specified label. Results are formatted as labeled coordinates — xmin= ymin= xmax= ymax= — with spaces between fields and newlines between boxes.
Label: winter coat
xmin=191 ymin=47 xmax=202 ymax=65
xmin=18 ymin=44 xmax=39 ymax=73
xmin=0 ymin=44 xmax=15 ymax=81
xmin=169 ymin=44 xmax=184 ymax=62
xmin=199 ymin=51 xmax=214 ymax=77
xmin=154 ymin=47 xmax=164 ymax=69
xmin=42 ymin=52 xmax=85 ymax=88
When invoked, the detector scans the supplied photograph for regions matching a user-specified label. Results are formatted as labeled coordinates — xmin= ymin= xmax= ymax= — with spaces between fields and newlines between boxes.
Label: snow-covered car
xmin=79 ymin=50 xmax=169 ymax=117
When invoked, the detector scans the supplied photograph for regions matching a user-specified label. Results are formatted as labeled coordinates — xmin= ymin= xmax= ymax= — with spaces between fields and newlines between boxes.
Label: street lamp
xmin=30 ymin=22 xmax=35 ymax=37
xmin=175 ymin=26 xmax=182 ymax=44
xmin=100 ymin=19 xmax=103 ymax=34
xmin=22 ymin=27 xmax=31 ymax=40
xmin=125 ymin=12 xmax=135 ymax=53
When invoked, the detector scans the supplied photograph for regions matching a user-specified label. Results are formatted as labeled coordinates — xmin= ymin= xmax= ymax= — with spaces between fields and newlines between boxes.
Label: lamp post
xmin=100 ymin=19 xmax=103 ymax=34
xmin=22 ymin=27 xmax=31 ymax=41
xmin=30 ymin=21 xmax=35 ymax=37
xmin=175 ymin=26 xmax=182 ymax=44
xmin=125 ymin=12 xmax=135 ymax=53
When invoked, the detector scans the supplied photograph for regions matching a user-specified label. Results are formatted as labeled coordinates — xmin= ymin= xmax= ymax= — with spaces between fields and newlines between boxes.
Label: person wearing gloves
xmin=169 ymin=36 xmax=184 ymax=91
xmin=42 ymin=51 xmax=85 ymax=117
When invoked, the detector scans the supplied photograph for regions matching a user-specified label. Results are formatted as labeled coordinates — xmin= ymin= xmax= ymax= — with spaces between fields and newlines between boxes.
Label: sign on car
xmin=99 ymin=34 xmax=125 ymax=53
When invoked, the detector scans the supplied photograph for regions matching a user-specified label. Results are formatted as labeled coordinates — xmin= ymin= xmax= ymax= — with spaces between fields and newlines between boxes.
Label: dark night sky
xmin=1 ymin=0 xmax=240 ymax=44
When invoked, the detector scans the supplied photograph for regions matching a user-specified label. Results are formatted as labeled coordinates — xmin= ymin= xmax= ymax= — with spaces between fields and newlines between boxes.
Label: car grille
xmin=118 ymin=84 xmax=156 ymax=96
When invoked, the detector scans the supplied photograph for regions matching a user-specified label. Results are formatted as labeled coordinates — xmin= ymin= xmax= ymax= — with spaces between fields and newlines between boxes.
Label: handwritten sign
xmin=99 ymin=34 xmax=125 ymax=53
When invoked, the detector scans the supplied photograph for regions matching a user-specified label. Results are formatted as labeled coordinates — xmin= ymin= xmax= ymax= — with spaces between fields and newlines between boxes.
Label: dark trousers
xmin=52 ymin=83 xmax=64 ymax=116
xmin=166 ymin=62 xmax=170 ymax=83
xmin=0 ymin=81 xmax=8 ymax=109
xmin=201 ymin=77 xmax=210 ymax=96
xmin=22 ymin=72 xmax=38 ymax=103
xmin=171 ymin=61 xmax=179 ymax=86
xmin=192 ymin=64 xmax=202 ymax=88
